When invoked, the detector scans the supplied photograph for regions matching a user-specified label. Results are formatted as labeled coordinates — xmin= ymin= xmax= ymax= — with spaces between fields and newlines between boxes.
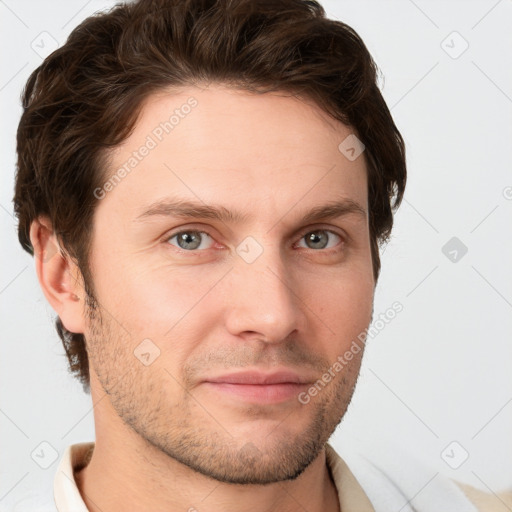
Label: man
xmin=13 ymin=0 xmax=510 ymax=510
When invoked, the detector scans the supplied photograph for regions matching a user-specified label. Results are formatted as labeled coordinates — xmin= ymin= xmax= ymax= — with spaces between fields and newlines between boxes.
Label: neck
xmin=74 ymin=432 xmax=340 ymax=512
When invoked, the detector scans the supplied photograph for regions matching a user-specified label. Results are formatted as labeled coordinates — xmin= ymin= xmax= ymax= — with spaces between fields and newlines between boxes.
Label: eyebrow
xmin=134 ymin=196 xmax=367 ymax=225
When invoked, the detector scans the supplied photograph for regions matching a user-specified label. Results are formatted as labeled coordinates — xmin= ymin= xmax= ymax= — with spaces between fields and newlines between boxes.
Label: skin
xmin=31 ymin=84 xmax=375 ymax=512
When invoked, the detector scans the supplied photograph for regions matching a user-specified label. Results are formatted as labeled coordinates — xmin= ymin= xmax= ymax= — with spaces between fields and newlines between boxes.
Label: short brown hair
xmin=14 ymin=0 xmax=406 ymax=393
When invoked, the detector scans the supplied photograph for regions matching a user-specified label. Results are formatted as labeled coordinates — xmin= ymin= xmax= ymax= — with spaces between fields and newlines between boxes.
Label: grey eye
xmin=298 ymin=230 xmax=341 ymax=250
xmin=168 ymin=231 xmax=213 ymax=251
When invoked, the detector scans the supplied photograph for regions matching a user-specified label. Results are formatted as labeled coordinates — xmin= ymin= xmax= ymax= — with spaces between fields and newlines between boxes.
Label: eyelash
xmin=163 ymin=226 xmax=346 ymax=255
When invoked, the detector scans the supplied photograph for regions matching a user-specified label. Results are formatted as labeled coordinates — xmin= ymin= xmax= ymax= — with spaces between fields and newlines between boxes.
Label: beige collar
xmin=54 ymin=441 xmax=375 ymax=511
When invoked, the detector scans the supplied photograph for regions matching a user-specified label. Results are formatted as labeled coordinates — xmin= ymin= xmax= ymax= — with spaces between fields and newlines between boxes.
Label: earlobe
xmin=29 ymin=217 xmax=86 ymax=334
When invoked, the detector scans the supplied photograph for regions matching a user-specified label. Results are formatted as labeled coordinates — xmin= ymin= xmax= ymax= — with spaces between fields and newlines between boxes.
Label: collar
xmin=54 ymin=441 xmax=374 ymax=511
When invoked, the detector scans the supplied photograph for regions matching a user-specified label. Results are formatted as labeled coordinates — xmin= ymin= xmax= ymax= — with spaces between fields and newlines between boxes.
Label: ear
xmin=29 ymin=216 xmax=86 ymax=334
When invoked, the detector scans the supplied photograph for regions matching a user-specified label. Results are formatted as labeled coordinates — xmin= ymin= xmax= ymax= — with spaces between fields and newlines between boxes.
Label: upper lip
xmin=203 ymin=369 xmax=314 ymax=385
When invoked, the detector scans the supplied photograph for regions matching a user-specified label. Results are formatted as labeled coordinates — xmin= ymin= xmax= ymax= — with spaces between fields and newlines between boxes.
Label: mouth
xmin=201 ymin=382 xmax=311 ymax=403
xmin=202 ymin=369 xmax=314 ymax=404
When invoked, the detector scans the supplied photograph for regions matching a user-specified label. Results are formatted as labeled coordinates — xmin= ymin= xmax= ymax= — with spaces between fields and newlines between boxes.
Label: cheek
xmin=94 ymin=260 xmax=220 ymax=338
xmin=307 ymin=270 xmax=374 ymax=341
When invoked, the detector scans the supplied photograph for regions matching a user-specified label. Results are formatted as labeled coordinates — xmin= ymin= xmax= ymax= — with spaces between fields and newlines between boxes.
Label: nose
xmin=223 ymin=246 xmax=304 ymax=344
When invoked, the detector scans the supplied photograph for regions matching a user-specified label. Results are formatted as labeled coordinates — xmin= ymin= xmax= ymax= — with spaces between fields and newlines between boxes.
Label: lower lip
xmin=203 ymin=382 xmax=309 ymax=403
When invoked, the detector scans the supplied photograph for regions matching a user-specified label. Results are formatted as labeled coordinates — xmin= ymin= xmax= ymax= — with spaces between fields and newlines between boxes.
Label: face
xmin=83 ymin=85 xmax=374 ymax=484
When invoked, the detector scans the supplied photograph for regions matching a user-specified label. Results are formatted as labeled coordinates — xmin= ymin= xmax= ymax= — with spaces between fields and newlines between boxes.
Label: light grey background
xmin=1 ymin=0 xmax=511 ymax=508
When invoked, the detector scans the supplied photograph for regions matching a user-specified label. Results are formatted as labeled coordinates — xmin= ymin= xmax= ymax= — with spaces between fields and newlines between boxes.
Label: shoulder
xmin=455 ymin=481 xmax=512 ymax=512
xmin=328 ymin=441 xmax=512 ymax=512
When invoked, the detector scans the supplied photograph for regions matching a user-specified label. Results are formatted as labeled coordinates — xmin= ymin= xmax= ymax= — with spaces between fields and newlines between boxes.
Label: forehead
xmin=98 ymin=85 xmax=368 ymax=222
